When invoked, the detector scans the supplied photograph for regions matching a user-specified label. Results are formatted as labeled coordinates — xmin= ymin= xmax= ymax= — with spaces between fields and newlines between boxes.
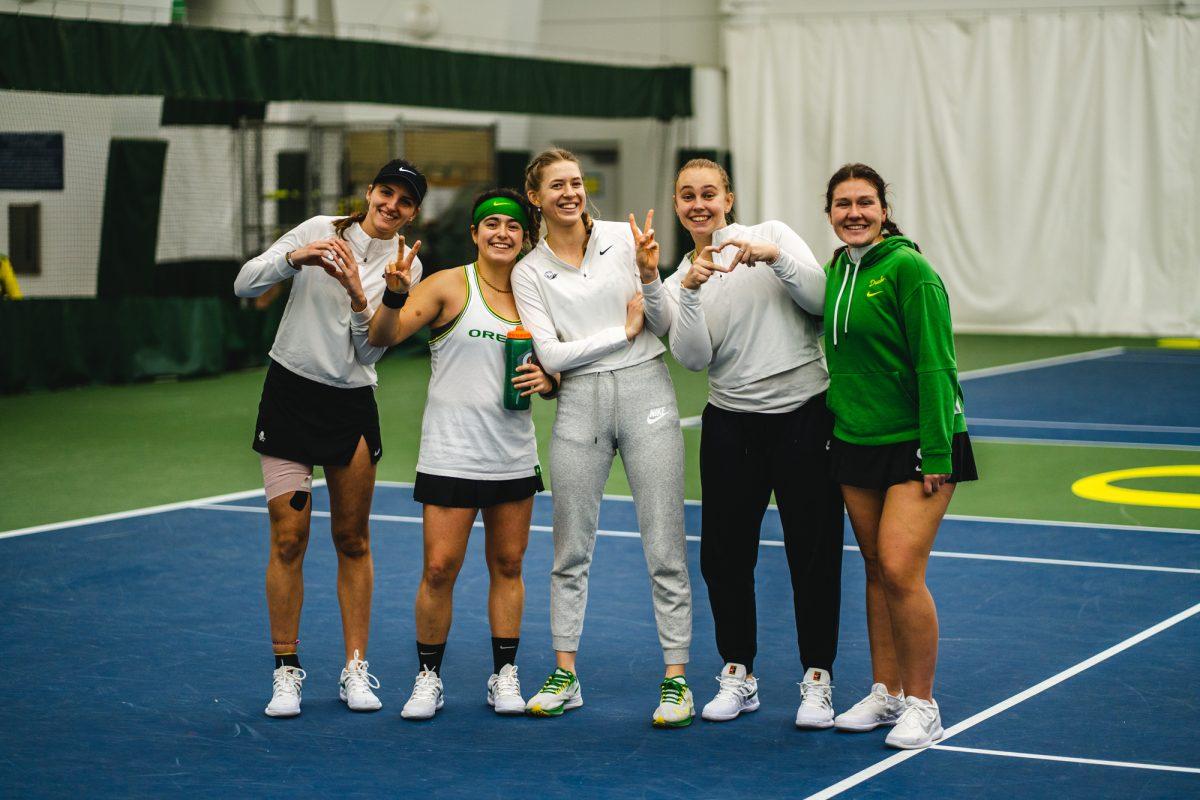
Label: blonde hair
xmin=524 ymin=148 xmax=594 ymax=243
xmin=675 ymin=158 xmax=734 ymax=223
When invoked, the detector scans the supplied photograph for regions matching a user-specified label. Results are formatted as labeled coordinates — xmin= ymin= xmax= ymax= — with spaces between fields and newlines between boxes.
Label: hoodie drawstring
xmin=831 ymin=257 xmax=861 ymax=348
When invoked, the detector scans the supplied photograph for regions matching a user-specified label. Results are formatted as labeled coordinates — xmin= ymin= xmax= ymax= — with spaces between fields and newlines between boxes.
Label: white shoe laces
xmin=410 ymin=670 xmax=442 ymax=703
xmin=899 ymin=698 xmax=937 ymax=728
xmin=713 ymin=673 xmax=752 ymax=702
xmin=851 ymin=684 xmax=891 ymax=711
xmin=273 ymin=666 xmax=306 ymax=697
xmin=343 ymin=656 xmax=380 ymax=695
xmin=799 ymin=679 xmax=833 ymax=709
xmin=493 ymin=666 xmax=521 ymax=698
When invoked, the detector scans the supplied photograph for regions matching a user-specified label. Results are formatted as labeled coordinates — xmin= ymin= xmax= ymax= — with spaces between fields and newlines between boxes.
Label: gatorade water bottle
xmin=503 ymin=325 xmax=534 ymax=411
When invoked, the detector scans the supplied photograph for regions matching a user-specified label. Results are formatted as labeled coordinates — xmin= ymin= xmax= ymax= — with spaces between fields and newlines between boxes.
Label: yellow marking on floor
xmin=1157 ymin=338 xmax=1200 ymax=349
xmin=1071 ymin=465 xmax=1200 ymax=510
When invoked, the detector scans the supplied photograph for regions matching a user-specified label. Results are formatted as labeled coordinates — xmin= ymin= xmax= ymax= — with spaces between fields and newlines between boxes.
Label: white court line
xmin=0 ymin=485 xmax=285 ymax=541
xmin=957 ymin=346 xmax=1126 ymax=381
xmin=968 ymin=417 xmax=1200 ymax=434
xmin=805 ymin=600 xmax=1200 ymax=799
xmin=195 ymin=504 xmax=1200 ymax=574
xmin=5 ymin=478 xmax=1196 ymax=542
xmin=931 ymin=744 xmax=1200 ymax=776
xmin=319 ymin=480 xmax=1200 ymax=536
xmin=969 ymin=435 xmax=1200 ymax=452
xmin=669 ymin=347 xmax=1130 ymax=433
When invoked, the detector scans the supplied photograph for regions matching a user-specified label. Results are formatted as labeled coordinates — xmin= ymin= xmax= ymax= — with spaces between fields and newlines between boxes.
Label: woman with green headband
xmin=368 ymin=188 xmax=558 ymax=720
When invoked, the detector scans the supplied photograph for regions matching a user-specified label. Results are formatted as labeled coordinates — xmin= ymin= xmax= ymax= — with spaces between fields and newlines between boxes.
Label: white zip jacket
xmin=234 ymin=215 xmax=423 ymax=388
xmin=663 ymin=220 xmax=828 ymax=412
xmin=512 ymin=219 xmax=669 ymax=377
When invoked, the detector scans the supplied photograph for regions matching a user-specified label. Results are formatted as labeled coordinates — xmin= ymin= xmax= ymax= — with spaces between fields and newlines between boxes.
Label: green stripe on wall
xmin=0 ymin=14 xmax=692 ymax=120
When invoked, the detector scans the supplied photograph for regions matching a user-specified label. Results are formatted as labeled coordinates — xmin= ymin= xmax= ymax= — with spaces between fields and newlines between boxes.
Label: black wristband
xmin=539 ymin=373 xmax=560 ymax=399
xmin=382 ymin=289 xmax=408 ymax=309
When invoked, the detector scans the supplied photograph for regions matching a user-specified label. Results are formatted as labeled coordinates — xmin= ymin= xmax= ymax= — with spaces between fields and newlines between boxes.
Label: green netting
xmin=0 ymin=13 xmax=692 ymax=120
xmin=0 ymin=297 xmax=283 ymax=393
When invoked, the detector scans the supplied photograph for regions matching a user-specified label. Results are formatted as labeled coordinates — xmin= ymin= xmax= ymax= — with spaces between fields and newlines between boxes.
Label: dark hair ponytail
xmin=471 ymin=187 xmax=537 ymax=255
xmin=823 ymin=163 xmax=919 ymax=263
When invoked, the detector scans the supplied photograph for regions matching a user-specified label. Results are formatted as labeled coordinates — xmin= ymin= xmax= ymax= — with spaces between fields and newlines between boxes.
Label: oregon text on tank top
xmin=416 ymin=264 xmax=540 ymax=481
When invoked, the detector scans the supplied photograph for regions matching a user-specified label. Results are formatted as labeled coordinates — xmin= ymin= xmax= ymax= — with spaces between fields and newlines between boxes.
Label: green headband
xmin=472 ymin=196 xmax=528 ymax=229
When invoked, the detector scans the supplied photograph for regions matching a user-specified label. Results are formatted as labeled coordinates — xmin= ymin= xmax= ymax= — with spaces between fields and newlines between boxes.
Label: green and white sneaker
xmin=652 ymin=676 xmax=694 ymax=728
xmin=525 ymin=667 xmax=583 ymax=717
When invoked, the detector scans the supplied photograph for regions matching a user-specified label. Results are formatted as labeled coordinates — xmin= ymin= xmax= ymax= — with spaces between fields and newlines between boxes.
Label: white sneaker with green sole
xmin=525 ymin=667 xmax=582 ymax=717
xmin=653 ymin=676 xmax=694 ymax=728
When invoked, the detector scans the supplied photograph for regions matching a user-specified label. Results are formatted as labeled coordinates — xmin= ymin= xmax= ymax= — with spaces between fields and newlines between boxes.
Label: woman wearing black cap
xmin=234 ymin=158 xmax=427 ymax=719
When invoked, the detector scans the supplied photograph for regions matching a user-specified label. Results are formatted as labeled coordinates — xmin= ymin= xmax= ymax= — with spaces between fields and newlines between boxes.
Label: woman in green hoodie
xmin=821 ymin=163 xmax=977 ymax=750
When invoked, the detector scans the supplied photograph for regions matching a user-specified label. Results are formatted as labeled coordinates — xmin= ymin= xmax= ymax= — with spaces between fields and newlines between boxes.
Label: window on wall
xmin=8 ymin=203 xmax=41 ymax=275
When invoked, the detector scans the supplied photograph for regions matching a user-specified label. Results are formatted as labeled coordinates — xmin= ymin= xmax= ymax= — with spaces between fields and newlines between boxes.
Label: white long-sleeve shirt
xmin=234 ymin=215 xmax=423 ymax=388
xmin=663 ymin=220 xmax=828 ymax=413
xmin=511 ymin=219 xmax=669 ymax=377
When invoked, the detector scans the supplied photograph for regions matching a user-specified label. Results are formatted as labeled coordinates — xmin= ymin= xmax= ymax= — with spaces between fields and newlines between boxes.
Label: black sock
xmin=274 ymin=652 xmax=301 ymax=669
xmin=491 ymin=637 xmax=520 ymax=674
xmin=416 ymin=641 xmax=446 ymax=674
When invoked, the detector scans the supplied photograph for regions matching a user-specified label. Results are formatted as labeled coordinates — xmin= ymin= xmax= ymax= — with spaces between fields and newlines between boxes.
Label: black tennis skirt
xmin=252 ymin=360 xmax=383 ymax=467
xmin=830 ymin=431 xmax=978 ymax=490
xmin=414 ymin=471 xmax=544 ymax=509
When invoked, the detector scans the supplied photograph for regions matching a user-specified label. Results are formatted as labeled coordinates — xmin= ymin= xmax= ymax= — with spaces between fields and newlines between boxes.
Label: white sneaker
xmin=834 ymin=682 xmax=905 ymax=732
xmin=487 ymin=664 xmax=525 ymax=715
xmin=264 ymin=665 xmax=306 ymax=717
xmin=885 ymin=696 xmax=943 ymax=749
xmin=795 ymin=667 xmax=834 ymax=729
xmin=701 ymin=663 xmax=760 ymax=722
xmin=338 ymin=650 xmax=382 ymax=712
xmin=525 ymin=667 xmax=583 ymax=717
xmin=401 ymin=670 xmax=444 ymax=720
xmin=653 ymin=676 xmax=695 ymax=728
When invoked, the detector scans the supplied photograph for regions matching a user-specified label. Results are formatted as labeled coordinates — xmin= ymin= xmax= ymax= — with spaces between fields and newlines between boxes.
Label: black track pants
xmin=698 ymin=395 xmax=844 ymax=674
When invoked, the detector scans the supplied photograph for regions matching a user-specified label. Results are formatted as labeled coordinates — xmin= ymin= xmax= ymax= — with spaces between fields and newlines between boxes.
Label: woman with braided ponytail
xmin=821 ymin=163 xmax=977 ymax=749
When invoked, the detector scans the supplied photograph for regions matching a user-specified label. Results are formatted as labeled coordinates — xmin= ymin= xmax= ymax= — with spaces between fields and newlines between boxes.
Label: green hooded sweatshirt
xmin=823 ymin=236 xmax=967 ymax=475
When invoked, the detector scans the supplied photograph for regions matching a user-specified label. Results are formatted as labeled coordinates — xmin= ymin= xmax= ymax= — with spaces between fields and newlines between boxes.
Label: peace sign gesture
xmin=383 ymin=235 xmax=422 ymax=294
xmin=628 ymin=209 xmax=660 ymax=284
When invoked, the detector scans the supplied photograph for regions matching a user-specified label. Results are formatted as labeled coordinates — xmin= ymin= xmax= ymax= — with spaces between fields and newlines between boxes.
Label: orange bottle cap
xmin=507 ymin=325 xmax=532 ymax=339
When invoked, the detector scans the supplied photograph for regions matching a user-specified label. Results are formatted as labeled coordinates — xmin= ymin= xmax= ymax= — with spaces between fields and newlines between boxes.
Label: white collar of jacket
xmin=343 ymin=221 xmax=400 ymax=262
xmin=533 ymin=220 xmax=624 ymax=270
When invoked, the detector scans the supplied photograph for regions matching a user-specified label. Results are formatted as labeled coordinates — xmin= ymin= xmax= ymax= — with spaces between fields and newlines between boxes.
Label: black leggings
xmin=698 ymin=395 xmax=845 ymax=675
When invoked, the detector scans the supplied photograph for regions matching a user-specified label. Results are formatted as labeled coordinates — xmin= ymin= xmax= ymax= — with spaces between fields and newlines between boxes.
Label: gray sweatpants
xmin=549 ymin=356 xmax=691 ymax=664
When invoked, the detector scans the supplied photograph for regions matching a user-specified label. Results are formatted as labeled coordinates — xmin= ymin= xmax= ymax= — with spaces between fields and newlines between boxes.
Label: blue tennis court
xmin=2 ymin=483 xmax=1196 ymax=799
xmin=962 ymin=347 xmax=1200 ymax=449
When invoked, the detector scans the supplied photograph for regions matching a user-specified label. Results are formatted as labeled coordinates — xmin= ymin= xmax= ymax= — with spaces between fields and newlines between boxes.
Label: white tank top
xmin=416 ymin=264 xmax=540 ymax=481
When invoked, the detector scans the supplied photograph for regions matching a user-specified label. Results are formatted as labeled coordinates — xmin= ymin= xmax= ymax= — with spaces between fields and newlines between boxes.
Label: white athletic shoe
xmin=338 ymin=650 xmax=382 ymax=712
xmin=525 ymin=667 xmax=583 ymax=717
xmin=401 ymin=670 xmax=444 ymax=720
xmin=885 ymin=696 xmax=943 ymax=749
xmin=701 ymin=663 xmax=760 ymax=722
xmin=487 ymin=664 xmax=526 ymax=715
xmin=795 ymin=667 xmax=834 ymax=729
xmin=834 ymin=683 xmax=905 ymax=732
xmin=653 ymin=676 xmax=695 ymax=728
xmin=264 ymin=665 xmax=306 ymax=718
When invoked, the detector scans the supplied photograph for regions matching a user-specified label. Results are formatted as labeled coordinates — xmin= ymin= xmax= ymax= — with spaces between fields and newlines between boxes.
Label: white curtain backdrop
xmin=725 ymin=11 xmax=1199 ymax=336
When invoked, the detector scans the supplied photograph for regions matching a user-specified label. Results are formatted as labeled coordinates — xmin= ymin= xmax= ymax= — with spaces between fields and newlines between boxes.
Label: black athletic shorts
xmin=830 ymin=431 xmax=978 ymax=490
xmin=252 ymin=360 xmax=383 ymax=467
xmin=413 ymin=471 xmax=544 ymax=509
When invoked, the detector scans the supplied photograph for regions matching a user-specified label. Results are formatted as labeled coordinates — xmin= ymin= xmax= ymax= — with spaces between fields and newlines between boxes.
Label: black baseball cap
xmin=372 ymin=159 xmax=427 ymax=205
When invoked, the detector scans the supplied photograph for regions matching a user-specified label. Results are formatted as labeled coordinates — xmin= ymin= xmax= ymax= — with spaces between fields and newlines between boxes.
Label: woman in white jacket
xmin=664 ymin=159 xmax=844 ymax=728
xmin=233 ymin=159 xmax=426 ymax=720
xmin=512 ymin=148 xmax=694 ymax=727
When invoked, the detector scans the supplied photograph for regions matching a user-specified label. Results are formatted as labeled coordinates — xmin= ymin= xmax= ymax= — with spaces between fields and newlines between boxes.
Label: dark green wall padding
xmin=0 ymin=298 xmax=283 ymax=393
xmin=0 ymin=13 xmax=692 ymax=120
xmin=96 ymin=139 xmax=168 ymax=299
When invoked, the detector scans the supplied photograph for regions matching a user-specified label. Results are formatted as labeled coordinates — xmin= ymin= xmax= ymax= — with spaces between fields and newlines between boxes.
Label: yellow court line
xmin=1072 ymin=465 xmax=1200 ymax=510
xmin=1157 ymin=338 xmax=1200 ymax=349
